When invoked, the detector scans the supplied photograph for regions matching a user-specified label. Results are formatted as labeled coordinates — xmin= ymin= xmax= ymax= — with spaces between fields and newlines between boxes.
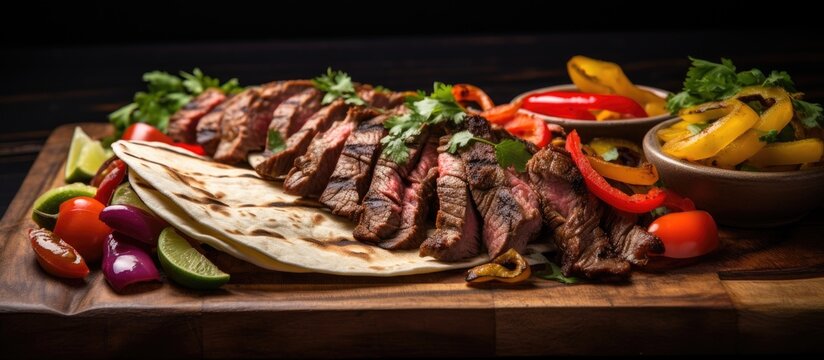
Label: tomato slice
xmin=94 ymin=160 xmax=127 ymax=205
xmin=648 ymin=210 xmax=718 ymax=258
xmin=53 ymin=196 xmax=112 ymax=262
xmin=29 ymin=228 xmax=90 ymax=279
xmin=503 ymin=114 xmax=551 ymax=148
xmin=122 ymin=123 xmax=173 ymax=144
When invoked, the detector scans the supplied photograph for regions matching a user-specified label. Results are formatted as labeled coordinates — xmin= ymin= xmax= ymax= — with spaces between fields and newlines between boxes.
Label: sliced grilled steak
xmin=168 ymin=88 xmax=226 ymax=143
xmin=379 ymin=140 xmax=440 ymax=250
xmin=357 ymin=87 xmax=406 ymax=109
xmin=283 ymin=107 xmax=381 ymax=197
xmin=420 ymin=137 xmax=482 ymax=261
xmin=460 ymin=116 xmax=542 ymax=258
xmin=601 ymin=209 xmax=664 ymax=266
xmin=319 ymin=112 xmax=391 ymax=220
xmin=213 ymin=81 xmax=314 ymax=163
xmin=353 ymin=132 xmax=430 ymax=243
xmin=268 ymin=87 xmax=323 ymax=141
xmin=255 ymin=99 xmax=348 ymax=179
xmin=526 ymin=147 xmax=630 ymax=280
xmin=197 ymin=90 xmax=252 ymax=155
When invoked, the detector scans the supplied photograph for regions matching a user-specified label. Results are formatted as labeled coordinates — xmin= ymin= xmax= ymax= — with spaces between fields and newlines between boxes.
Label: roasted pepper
xmin=521 ymin=91 xmax=648 ymax=120
xmin=710 ymin=86 xmax=794 ymax=167
xmin=567 ymin=131 xmax=666 ymax=213
xmin=585 ymin=138 xmax=659 ymax=185
xmin=748 ymin=138 xmax=824 ymax=167
xmin=453 ymin=84 xmax=495 ymax=111
xmin=662 ymin=99 xmax=759 ymax=161
xmin=465 ymin=248 xmax=531 ymax=284
xmin=567 ymin=56 xmax=668 ymax=116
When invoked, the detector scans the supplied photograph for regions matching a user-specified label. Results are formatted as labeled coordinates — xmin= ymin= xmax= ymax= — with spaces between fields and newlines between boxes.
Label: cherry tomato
xmin=94 ymin=160 xmax=127 ymax=205
xmin=503 ymin=114 xmax=551 ymax=148
xmin=122 ymin=123 xmax=173 ymax=144
xmin=29 ymin=228 xmax=90 ymax=279
xmin=648 ymin=210 xmax=718 ymax=259
xmin=53 ymin=196 xmax=112 ymax=262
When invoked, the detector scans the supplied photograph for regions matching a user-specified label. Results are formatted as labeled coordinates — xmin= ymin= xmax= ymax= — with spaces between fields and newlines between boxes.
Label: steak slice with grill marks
xmin=213 ymin=81 xmax=315 ymax=163
xmin=168 ymin=88 xmax=226 ymax=143
xmin=379 ymin=139 xmax=439 ymax=250
xmin=352 ymin=131 xmax=430 ymax=243
xmin=319 ymin=112 xmax=393 ymax=220
xmin=460 ymin=116 xmax=542 ymax=258
xmin=526 ymin=146 xmax=631 ymax=280
xmin=196 ymin=90 xmax=252 ymax=155
xmin=283 ymin=107 xmax=381 ymax=197
xmin=358 ymin=87 xmax=407 ymax=109
xmin=419 ymin=136 xmax=482 ymax=261
xmin=255 ymin=99 xmax=348 ymax=179
xmin=601 ymin=208 xmax=664 ymax=266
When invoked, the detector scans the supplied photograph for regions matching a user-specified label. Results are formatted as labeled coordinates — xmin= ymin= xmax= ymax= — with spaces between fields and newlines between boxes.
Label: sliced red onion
xmin=102 ymin=233 xmax=160 ymax=292
xmin=99 ymin=204 xmax=166 ymax=246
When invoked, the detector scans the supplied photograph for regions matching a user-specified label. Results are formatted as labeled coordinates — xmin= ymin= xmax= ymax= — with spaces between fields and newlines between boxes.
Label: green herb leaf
xmin=600 ymin=147 xmax=619 ymax=162
xmin=793 ymin=99 xmax=823 ymax=128
xmin=536 ymin=260 xmax=582 ymax=285
xmin=758 ymin=129 xmax=779 ymax=143
xmin=381 ymin=82 xmax=466 ymax=164
xmin=447 ymin=131 xmax=474 ymax=154
xmin=495 ymin=140 xmax=531 ymax=173
xmin=687 ymin=123 xmax=709 ymax=135
xmin=650 ymin=206 xmax=669 ymax=218
xmin=763 ymin=70 xmax=795 ymax=91
xmin=267 ymin=129 xmax=286 ymax=154
xmin=312 ymin=68 xmax=366 ymax=106
xmin=736 ymin=68 xmax=765 ymax=86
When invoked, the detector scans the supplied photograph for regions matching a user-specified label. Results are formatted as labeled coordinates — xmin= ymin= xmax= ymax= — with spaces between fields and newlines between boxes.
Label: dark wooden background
xmin=2 ymin=2 xmax=823 ymax=215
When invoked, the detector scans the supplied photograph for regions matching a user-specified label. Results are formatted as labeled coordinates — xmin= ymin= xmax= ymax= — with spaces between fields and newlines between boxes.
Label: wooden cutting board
xmin=2 ymin=123 xmax=823 ymax=357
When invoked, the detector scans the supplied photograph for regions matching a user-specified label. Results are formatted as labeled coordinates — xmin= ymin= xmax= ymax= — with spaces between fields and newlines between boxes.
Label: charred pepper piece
xmin=465 ymin=248 xmax=531 ymax=284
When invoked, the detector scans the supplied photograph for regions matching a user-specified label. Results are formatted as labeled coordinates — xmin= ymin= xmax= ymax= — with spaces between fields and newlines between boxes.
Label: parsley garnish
xmin=312 ymin=68 xmax=366 ymax=106
xmin=381 ymin=83 xmax=466 ymax=164
xmin=267 ymin=129 xmax=286 ymax=154
xmin=107 ymin=68 xmax=243 ymax=143
xmin=687 ymin=123 xmax=709 ymax=135
xmin=446 ymin=130 xmax=532 ymax=173
xmin=758 ymin=129 xmax=779 ymax=143
xmin=666 ymin=57 xmax=823 ymax=128
xmin=535 ymin=258 xmax=582 ymax=284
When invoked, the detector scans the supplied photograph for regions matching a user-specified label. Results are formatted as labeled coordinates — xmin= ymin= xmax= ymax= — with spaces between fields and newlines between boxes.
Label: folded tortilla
xmin=114 ymin=140 xmax=512 ymax=276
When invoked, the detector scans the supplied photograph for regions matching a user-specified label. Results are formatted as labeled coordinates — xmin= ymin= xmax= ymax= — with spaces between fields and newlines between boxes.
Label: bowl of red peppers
xmin=512 ymin=56 xmax=674 ymax=142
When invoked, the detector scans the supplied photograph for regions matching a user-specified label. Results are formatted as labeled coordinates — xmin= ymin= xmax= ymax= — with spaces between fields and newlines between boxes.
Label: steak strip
xmin=168 ymin=88 xmax=226 ymax=143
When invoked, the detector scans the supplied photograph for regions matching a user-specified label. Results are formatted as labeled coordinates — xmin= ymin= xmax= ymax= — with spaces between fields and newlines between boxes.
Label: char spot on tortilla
xmin=299 ymin=237 xmax=373 ymax=261
xmin=312 ymin=214 xmax=325 ymax=225
xmin=173 ymin=192 xmax=230 ymax=207
xmin=214 ymin=191 xmax=226 ymax=199
xmin=369 ymin=266 xmax=385 ymax=271
xmin=209 ymin=204 xmax=231 ymax=216
xmin=227 ymin=229 xmax=243 ymax=235
xmin=249 ymin=229 xmax=286 ymax=239
xmin=133 ymin=179 xmax=157 ymax=191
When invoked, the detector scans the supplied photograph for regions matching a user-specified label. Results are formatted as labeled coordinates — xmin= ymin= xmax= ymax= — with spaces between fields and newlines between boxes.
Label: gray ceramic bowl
xmin=512 ymin=84 xmax=674 ymax=142
xmin=644 ymin=118 xmax=824 ymax=227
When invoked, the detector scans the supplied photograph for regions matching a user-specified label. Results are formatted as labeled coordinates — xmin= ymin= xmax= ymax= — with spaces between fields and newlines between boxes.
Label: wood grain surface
xmin=1 ymin=123 xmax=823 ymax=357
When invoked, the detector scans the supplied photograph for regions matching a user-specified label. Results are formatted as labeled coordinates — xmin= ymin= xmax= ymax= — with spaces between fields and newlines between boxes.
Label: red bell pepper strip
xmin=503 ymin=114 xmax=551 ymax=148
xmin=662 ymin=189 xmax=696 ymax=212
xmin=565 ymin=130 xmax=666 ymax=213
xmin=523 ymin=91 xmax=648 ymax=120
xmin=94 ymin=160 xmax=127 ymax=205
xmin=122 ymin=123 xmax=174 ymax=144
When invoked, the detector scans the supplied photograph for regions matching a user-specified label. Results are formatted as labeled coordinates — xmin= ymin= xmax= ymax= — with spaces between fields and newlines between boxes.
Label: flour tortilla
xmin=113 ymin=141 xmax=547 ymax=276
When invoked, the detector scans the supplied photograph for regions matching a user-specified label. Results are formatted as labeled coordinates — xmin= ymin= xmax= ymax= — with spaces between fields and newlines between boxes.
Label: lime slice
xmin=65 ymin=127 xmax=108 ymax=183
xmin=111 ymin=183 xmax=152 ymax=214
xmin=31 ymin=183 xmax=97 ymax=230
xmin=158 ymin=227 xmax=230 ymax=289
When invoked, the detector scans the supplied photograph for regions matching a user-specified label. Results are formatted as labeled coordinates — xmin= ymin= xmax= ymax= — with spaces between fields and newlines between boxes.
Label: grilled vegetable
xmin=465 ymin=249 xmax=531 ymax=284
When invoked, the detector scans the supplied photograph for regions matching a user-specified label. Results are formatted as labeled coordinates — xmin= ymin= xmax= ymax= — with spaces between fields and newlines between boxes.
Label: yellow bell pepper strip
xmin=566 ymin=130 xmax=666 ymax=213
xmin=657 ymin=127 xmax=693 ymax=143
xmin=585 ymin=138 xmax=659 ymax=185
xmin=747 ymin=138 xmax=824 ymax=167
xmin=567 ymin=56 xmax=668 ymax=117
xmin=710 ymin=86 xmax=794 ymax=167
xmin=678 ymin=101 xmax=730 ymax=123
xmin=662 ymin=99 xmax=759 ymax=160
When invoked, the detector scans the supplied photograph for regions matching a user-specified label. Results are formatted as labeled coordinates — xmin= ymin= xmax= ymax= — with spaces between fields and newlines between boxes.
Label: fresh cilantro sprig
xmin=666 ymin=57 xmax=823 ymax=128
xmin=108 ymin=68 xmax=243 ymax=142
xmin=381 ymin=83 xmax=466 ymax=164
xmin=446 ymin=130 xmax=532 ymax=173
xmin=267 ymin=129 xmax=287 ymax=153
xmin=531 ymin=253 xmax=582 ymax=284
xmin=312 ymin=68 xmax=366 ymax=106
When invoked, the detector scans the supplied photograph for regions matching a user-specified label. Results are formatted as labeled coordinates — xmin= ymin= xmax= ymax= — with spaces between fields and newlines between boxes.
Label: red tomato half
xmin=122 ymin=123 xmax=173 ymax=144
xmin=503 ymin=114 xmax=551 ymax=148
xmin=648 ymin=210 xmax=719 ymax=259
xmin=53 ymin=196 xmax=112 ymax=262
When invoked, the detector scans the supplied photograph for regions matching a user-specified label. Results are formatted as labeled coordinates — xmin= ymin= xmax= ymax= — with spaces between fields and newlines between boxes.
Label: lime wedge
xmin=32 ymin=183 xmax=97 ymax=229
xmin=111 ymin=183 xmax=152 ymax=214
xmin=65 ymin=127 xmax=108 ymax=183
xmin=158 ymin=227 xmax=230 ymax=289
